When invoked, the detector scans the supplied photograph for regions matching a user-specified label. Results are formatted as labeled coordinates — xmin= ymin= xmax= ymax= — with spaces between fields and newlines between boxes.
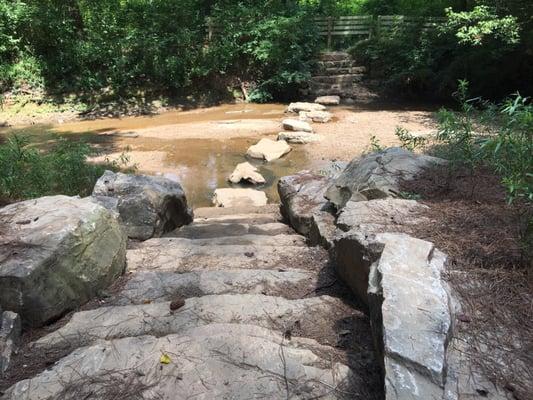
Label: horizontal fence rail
xmin=206 ymin=15 xmax=445 ymax=46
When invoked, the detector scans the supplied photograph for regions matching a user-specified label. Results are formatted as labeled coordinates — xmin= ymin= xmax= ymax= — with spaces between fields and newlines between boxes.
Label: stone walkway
xmin=1 ymin=206 xmax=382 ymax=400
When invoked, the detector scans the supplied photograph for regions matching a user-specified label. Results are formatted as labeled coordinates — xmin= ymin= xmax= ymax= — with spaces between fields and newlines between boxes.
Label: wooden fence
xmin=206 ymin=15 xmax=445 ymax=46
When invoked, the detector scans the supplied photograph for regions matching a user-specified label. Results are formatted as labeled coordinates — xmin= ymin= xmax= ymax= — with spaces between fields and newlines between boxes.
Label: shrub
xmin=0 ymin=135 xmax=129 ymax=203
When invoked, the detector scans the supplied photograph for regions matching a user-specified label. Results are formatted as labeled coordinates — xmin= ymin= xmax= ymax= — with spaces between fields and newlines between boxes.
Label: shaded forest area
xmin=0 ymin=0 xmax=532 ymax=104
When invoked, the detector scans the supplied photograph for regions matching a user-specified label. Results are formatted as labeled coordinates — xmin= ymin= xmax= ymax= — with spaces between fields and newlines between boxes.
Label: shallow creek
xmin=0 ymin=104 xmax=323 ymax=207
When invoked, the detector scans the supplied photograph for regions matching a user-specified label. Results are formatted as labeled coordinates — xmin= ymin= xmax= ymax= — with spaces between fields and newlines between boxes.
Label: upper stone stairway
xmin=310 ymin=52 xmax=369 ymax=100
xmin=1 ymin=205 xmax=382 ymax=400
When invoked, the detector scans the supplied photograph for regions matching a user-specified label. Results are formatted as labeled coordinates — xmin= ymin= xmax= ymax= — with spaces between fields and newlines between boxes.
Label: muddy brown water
xmin=0 ymin=104 xmax=321 ymax=208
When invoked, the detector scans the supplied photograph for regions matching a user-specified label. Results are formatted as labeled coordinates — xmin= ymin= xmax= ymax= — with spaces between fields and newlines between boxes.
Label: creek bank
xmin=278 ymin=147 xmax=510 ymax=400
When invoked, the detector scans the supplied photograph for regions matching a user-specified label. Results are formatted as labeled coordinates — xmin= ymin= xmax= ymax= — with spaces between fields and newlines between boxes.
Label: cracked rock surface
xmin=1 ymin=205 xmax=382 ymax=400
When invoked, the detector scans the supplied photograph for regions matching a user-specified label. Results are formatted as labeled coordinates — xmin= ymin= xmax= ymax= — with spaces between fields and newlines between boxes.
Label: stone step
xmin=5 ymin=324 xmax=357 ymax=400
xmin=319 ymin=66 xmax=367 ymax=75
xmin=319 ymin=51 xmax=351 ymax=61
xmin=194 ymin=205 xmax=281 ymax=219
xmin=193 ymin=213 xmax=281 ymax=225
xmin=105 ymin=268 xmax=317 ymax=306
xmin=127 ymin=238 xmax=328 ymax=273
xmin=32 ymin=294 xmax=355 ymax=352
xmin=161 ymin=233 xmax=306 ymax=246
xmin=311 ymin=74 xmax=364 ymax=84
xmin=317 ymin=59 xmax=361 ymax=69
xmin=169 ymin=222 xmax=294 ymax=239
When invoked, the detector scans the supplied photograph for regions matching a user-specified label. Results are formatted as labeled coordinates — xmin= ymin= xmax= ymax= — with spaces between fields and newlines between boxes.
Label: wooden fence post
xmin=327 ymin=16 xmax=333 ymax=49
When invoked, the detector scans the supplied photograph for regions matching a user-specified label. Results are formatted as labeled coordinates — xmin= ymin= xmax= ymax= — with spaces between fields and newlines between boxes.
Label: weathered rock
xmin=277 ymin=131 xmax=322 ymax=144
xmin=213 ymin=188 xmax=268 ymax=208
xmin=92 ymin=171 xmax=193 ymax=240
xmin=110 ymin=268 xmax=315 ymax=305
xmin=299 ymin=110 xmax=333 ymax=123
xmin=281 ymin=118 xmax=313 ymax=133
xmin=369 ymin=233 xmax=452 ymax=397
xmin=332 ymin=230 xmax=453 ymax=400
xmin=126 ymin=238 xmax=328 ymax=273
xmin=278 ymin=171 xmax=336 ymax=247
xmin=315 ymin=95 xmax=341 ymax=105
xmin=336 ymin=198 xmax=429 ymax=233
xmin=287 ymin=101 xmax=326 ymax=113
xmin=0 ymin=311 xmax=21 ymax=377
xmin=0 ymin=196 xmax=126 ymax=327
xmin=169 ymin=222 xmax=294 ymax=239
xmin=228 ymin=162 xmax=266 ymax=184
xmin=5 ymin=324 xmax=354 ymax=400
xmin=32 ymin=294 xmax=347 ymax=351
xmin=325 ymin=147 xmax=446 ymax=209
xmin=246 ymin=138 xmax=292 ymax=162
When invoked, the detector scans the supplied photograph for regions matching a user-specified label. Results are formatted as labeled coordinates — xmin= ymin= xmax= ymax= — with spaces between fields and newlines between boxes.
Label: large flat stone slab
xmin=126 ymin=239 xmax=328 ymax=273
xmin=246 ymin=138 xmax=291 ymax=162
xmin=287 ymin=102 xmax=326 ymax=113
xmin=315 ymin=95 xmax=340 ymax=105
xmin=32 ymin=294 xmax=350 ymax=351
xmin=93 ymin=171 xmax=193 ymax=240
xmin=282 ymin=118 xmax=313 ymax=132
xmin=213 ymin=188 xmax=267 ymax=208
xmin=336 ymin=198 xmax=429 ymax=233
xmin=0 ymin=196 xmax=126 ymax=327
xmin=109 ymin=268 xmax=316 ymax=305
xmin=278 ymin=131 xmax=322 ymax=144
xmin=169 ymin=222 xmax=294 ymax=239
xmin=5 ymin=324 xmax=355 ymax=400
xmin=299 ymin=110 xmax=333 ymax=123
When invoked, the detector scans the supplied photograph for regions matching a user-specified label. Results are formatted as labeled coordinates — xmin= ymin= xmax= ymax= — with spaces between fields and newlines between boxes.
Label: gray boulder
xmin=336 ymin=198 xmax=429 ymax=233
xmin=92 ymin=171 xmax=193 ymax=240
xmin=0 ymin=196 xmax=126 ymax=327
xmin=0 ymin=310 xmax=21 ymax=377
xmin=278 ymin=171 xmax=336 ymax=247
xmin=332 ymin=231 xmax=453 ymax=399
xmin=325 ymin=147 xmax=446 ymax=209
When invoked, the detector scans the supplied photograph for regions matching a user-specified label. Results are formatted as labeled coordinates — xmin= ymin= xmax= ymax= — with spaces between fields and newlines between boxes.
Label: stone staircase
xmin=1 ymin=205 xmax=382 ymax=399
xmin=310 ymin=52 xmax=368 ymax=100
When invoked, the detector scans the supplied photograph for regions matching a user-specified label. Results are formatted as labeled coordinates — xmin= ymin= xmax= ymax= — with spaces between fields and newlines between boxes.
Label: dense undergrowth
xmin=0 ymin=135 xmax=131 ymax=205
xmin=1 ymin=1 xmax=531 ymax=107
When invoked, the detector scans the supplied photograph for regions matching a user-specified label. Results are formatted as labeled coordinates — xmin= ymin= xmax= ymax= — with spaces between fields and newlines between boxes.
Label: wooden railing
xmin=314 ymin=16 xmax=373 ymax=48
xmin=206 ymin=15 xmax=445 ymax=46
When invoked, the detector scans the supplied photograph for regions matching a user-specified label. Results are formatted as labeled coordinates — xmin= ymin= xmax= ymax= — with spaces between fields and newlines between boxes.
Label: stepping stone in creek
xmin=278 ymin=131 xmax=322 ymax=144
xmin=287 ymin=102 xmax=326 ymax=113
xmin=246 ymin=138 xmax=291 ymax=162
xmin=228 ymin=162 xmax=266 ymax=185
xmin=299 ymin=110 xmax=332 ymax=123
xmin=282 ymin=118 xmax=313 ymax=133
xmin=315 ymin=95 xmax=341 ymax=105
xmin=213 ymin=188 xmax=267 ymax=208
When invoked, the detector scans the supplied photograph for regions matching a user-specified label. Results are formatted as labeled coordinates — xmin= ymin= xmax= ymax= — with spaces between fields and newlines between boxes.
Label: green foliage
xmin=480 ymin=95 xmax=533 ymax=202
xmin=395 ymin=126 xmax=428 ymax=151
xmin=206 ymin=2 xmax=319 ymax=102
xmin=444 ymin=5 xmax=520 ymax=46
xmin=435 ymin=82 xmax=533 ymax=204
xmin=351 ymin=1 xmax=533 ymax=99
xmin=0 ymin=135 xmax=128 ymax=202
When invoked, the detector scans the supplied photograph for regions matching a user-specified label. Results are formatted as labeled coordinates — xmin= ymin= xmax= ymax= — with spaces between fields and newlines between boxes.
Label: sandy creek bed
xmin=0 ymin=103 xmax=437 ymax=207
